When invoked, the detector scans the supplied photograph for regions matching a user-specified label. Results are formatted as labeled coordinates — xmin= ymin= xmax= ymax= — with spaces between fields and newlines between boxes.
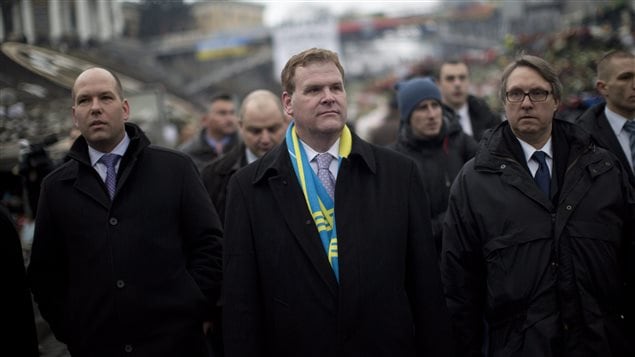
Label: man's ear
xmin=595 ymin=79 xmax=607 ymax=97
xmin=72 ymin=106 xmax=79 ymax=127
xmin=122 ymin=99 xmax=130 ymax=121
xmin=282 ymin=92 xmax=294 ymax=118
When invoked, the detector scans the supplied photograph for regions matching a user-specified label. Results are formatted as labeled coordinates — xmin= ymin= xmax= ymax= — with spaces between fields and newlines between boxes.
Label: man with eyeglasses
xmin=441 ymin=54 xmax=635 ymax=356
xmin=179 ymin=93 xmax=240 ymax=171
xmin=438 ymin=60 xmax=501 ymax=142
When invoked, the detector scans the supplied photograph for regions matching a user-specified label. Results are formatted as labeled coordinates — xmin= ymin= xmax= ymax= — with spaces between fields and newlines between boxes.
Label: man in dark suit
xmin=576 ymin=49 xmax=635 ymax=344
xmin=576 ymin=50 xmax=635 ymax=186
xmin=438 ymin=59 xmax=501 ymax=142
xmin=200 ymin=89 xmax=287 ymax=357
xmin=222 ymin=48 xmax=452 ymax=357
xmin=28 ymin=67 xmax=223 ymax=356
xmin=201 ymin=89 xmax=288 ymax=225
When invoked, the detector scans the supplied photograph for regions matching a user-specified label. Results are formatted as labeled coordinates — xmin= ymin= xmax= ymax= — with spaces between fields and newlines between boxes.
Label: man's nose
xmin=520 ymin=94 xmax=534 ymax=108
xmin=322 ymin=88 xmax=336 ymax=103
xmin=90 ymin=98 xmax=102 ymax=112
xmin=260 ymin=130 xmax=272 ymax=144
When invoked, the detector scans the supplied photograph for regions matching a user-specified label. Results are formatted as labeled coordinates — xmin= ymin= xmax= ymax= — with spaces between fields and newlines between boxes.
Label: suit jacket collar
xmin=211 ymin=142 xmax=246 ymax=176
xmin=67 ymin=122 xmax=150 ymax=167
xmin=65 ymin=123 xmax=150 ymax=207
xmin=577 ymin=103 xmax=635 ymax=185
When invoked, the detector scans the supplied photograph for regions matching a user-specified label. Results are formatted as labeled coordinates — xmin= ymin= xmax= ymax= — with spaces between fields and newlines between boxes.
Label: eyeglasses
xmin=506 ymin=89 xmax=551 ymax=103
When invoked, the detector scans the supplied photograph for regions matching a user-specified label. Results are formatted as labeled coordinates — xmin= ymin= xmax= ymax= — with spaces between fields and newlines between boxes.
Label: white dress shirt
xmin=518 ymin=137 xmax=553 ymax=178
xmin=89 ymin=133 xmax=130 ymax=182
xmin=300 ymin=138 xmax=340 ymax=179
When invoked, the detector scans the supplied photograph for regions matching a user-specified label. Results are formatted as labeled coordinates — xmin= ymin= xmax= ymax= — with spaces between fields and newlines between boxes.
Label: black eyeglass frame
xmin=505 ymin=89 xmax=551 ymax=103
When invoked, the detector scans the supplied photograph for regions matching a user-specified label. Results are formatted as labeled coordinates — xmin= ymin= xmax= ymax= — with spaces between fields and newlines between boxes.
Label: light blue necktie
xmin=316 ymin=153 xmax=335 ymax=200
xmin=623 ymin=120 xmax=635 ymax=169
xmin=99 ymin=153 xmax=121 ymax=199
xmin=532 ymin=151 xmax=550 ymax=197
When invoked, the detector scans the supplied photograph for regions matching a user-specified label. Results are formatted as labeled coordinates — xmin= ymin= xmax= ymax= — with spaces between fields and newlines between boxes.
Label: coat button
xmin=116 ymin=280 xmax=125 ymax=289
xmin=500 ymin=164 xmax=506 ymax=169
xmin=565 ymin=205 xmax=572 ymax=211
xmin=109 ymin=217 xmax=118 ymax=225
xmin=124 ymin=344 xmax=133 ymax=353
xmin=604 ymin=161 xmax=611 ymax=166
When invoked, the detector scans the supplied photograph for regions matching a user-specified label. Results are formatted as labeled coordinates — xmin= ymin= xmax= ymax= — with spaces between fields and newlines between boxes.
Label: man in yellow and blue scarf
xmin=223 ymin=48 xmax=453 ymax=357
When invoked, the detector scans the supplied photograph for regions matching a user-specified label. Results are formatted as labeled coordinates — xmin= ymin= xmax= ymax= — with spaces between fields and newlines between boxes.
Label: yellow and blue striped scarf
xmin=285 ymin=122 xmax=352 ymax=282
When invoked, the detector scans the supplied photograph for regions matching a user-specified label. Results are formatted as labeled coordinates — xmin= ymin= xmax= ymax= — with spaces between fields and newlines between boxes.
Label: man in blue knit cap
xmin=391 ymin=77 xmax=477 ymax=253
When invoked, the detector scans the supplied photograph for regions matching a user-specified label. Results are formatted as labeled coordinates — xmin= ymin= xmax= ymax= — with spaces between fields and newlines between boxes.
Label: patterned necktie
xmin=623 ymin=120 xmax=635 ymax=169
xmin=99 ymin=153 xmax=121 ymax=199
xmin=316 ymin=153 xmax=335 ymax=200
xmin=532 ymin=151 xmax=550 ymax=196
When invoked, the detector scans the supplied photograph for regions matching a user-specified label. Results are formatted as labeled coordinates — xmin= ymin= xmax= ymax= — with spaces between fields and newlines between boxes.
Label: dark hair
xmin=499 ymin=54 xmax=562 ymax=103
xmin=439 ymin=59 xmax=469 ymax=77
xmin=280 ymin=48 xmax=345 ymax=94
xmin=209 ymin=93 xmax=235 ymax=104
xmin=596 ymin=50 xmax=635 ymax=81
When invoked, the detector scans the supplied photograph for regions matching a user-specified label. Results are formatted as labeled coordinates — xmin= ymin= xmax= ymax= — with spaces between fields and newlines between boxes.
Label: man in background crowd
xmin=391 ymin=77 xmax=477 ymax=252
xmin=179 ymin=93 xmax=240 ymax=171
xmin=199 ymin=88 xmax=287 ymax=357
xmin=576 ymin=49 xmax=635 ymax=186
xmin=438 ymin=59 xmax=501 ymax=142
xmin=201 ymin=89 xmax=288 ymax=225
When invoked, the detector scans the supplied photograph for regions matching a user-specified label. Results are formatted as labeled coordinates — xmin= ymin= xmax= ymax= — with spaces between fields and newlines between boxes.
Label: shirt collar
xmin=604 ymin=106 xmax=630 ymax=136
xmin=89 ymin=132 xmax=130 ymax=167
xmin=205 ymin=134 xmax=231 ymax=149
xmin=245 ymin=147 xmax=259 ymax=164
xmin=457 ymin=104 xmax=469 ymax=118
xmin=517 ymin=136 xmax=553 ymax=163
xmin=301 ymin=138 xmax=341 ymax=162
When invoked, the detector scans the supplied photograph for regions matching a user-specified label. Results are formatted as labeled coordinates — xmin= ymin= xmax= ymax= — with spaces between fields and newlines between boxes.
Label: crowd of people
xmin=2 ymin=45 xmax=634 ymax=357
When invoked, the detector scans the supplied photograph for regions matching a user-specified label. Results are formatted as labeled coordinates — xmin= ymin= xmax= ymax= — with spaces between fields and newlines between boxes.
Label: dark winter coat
xmin=28 ymin=123 xmax=223 ymax=357
xmin=466 ymin=95 xmax=501 ymax=142
xmin=179 ymin=128 xmax=239 ymax=172
xmin=200 ymin=142 xmax=248 ymax=225
xmin=0 ymin=205 xmax=39 ymax=357
xmin=223 ymin=130 xmax=453 ymax=357
xmin=442 ymin=119 xmax=635 ymax=356
xmin=391 ymin=110 xmax=478 ymax=251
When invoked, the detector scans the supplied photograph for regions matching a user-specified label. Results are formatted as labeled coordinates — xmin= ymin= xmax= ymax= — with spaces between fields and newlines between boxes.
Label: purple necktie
xmin=316 ymin=153 xmax=335 ymax=200
xmin=99 ymin=153 xmax=121 ymax=199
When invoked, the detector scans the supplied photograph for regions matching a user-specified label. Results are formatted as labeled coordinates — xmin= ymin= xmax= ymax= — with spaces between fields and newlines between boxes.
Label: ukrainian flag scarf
xmin=285 ymin=121 xmax=352 ymax=282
